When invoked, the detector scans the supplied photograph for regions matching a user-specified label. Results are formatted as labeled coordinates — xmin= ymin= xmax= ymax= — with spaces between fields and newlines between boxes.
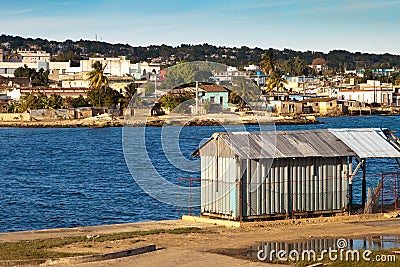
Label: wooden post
xmin=349 ymin=157 xmax=353 ymax=214
xmin=394 ymin=175 xmax=397 ymax=211
xmin=362 ymin=159 xmax=367 ymax=210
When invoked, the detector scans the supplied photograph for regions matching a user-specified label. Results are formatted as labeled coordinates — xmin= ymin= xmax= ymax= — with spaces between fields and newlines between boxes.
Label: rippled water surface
xmin=0 ymin=115 xmax=399 ymax=232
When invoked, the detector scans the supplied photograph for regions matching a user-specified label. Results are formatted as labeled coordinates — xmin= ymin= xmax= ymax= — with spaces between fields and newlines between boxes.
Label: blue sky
xmin=1 ymin=0 xmax=399 ymax=54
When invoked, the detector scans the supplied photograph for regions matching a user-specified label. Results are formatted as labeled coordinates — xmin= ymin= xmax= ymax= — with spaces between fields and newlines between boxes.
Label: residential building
xmin=337 ymin=80 xmax=395 ymax=105
xmin=167 ymin=84 xmax=228 ymax=114
xmin=310 ymin=58 xmax=328 ymax=72
xmin=129 ymin=62 xmax=161 ymax=80
xmin=0 ymin=58 xmax=161 ymax=84
xmin=20 ymin=87 xmax=90 ymax=98
xmin=267 ymin=99 xmax=303 ymax=115
xmin=285 ymin=76 xmax=317 ymax=93
xmin=0 ymin=88 xmax=21 ymax=104
xmin=0 ymin=76 xmax=30 ymax=88
xmin=309 ymin=64 xmax=328 ymax=72
xmin=214 ymin=65 xmax=266 ymax=86
xmin=61 ymin=79 xmax=90 ymax=89
xmin=338 ymin=100 xmax=371 ymax=115
xmin=0 ymin=61 xmax=70 ymax=77
xmin=17 ymin=49 xmax=51 ymax=63
xmin=79 ymin=57 xmax=131 ymax=76
xmin=300 ymin=97 xmax=341 ymax=115
xmin=393 ymin=87 xmax=400 ymax=107
xmin=244 ymin=64 xmax=258 ymax=71
xmin=197 ymin=84 xmax=229 ymax=110
xmin=345 ymin=68 xmax=398 ymax=78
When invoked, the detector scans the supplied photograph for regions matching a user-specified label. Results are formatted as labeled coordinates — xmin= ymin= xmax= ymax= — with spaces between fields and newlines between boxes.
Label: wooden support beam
xmin=362 ymin=159 xmax=367 ymax=210
xmin=348 ymin=158 xmax=364 ymax=214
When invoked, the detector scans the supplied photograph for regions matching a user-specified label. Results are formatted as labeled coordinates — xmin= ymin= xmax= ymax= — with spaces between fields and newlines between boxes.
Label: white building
xmin=309 ymin=64 xmax=328 ymax=72
xmin=80 ymin=57 xmax=131 ymax=76
xmin=0 ymin=57 xmax=161 ymax=87
xmin=393 ymin=87 xmax=400 ymax=106
xmin=0 ymin=61 xmax=70 ymax=77
xmin=244 ymin=64 xmax=259 ymax=71
xmin=7 ymin=88 xmax=21 ymax=100
xmin=61 ymin=79 xmax=90 ymax=88
xmin=0 ymin=88 xmax=21 ymax=103
xmin=17 ymin=49 xmax=51 ymax=63
xmin=68 ymin=58 xmax=160 ymax=79
xmin=338 ymin=80 xmax=395 ymax=105
xmin=130 ymin=62 xmax=161 ymax=80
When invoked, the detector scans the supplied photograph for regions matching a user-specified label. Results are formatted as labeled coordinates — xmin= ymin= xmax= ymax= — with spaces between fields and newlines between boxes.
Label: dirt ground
xmin=0 ymin=214 xmax=400 ymax=267
xmin=1 ymin=214 xmax=400 ymax=266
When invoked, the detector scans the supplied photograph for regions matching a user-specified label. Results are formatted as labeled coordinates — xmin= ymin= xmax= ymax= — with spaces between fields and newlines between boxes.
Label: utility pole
xmin=195 ymin=81 xmax=199 ymax=115
xmin=154 ymin=73 xmax=157 ymax=94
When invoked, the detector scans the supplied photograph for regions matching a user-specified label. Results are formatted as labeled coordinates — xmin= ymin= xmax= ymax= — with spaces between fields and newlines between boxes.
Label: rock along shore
xmin=0 ymin=114 xmax=319 ymax=128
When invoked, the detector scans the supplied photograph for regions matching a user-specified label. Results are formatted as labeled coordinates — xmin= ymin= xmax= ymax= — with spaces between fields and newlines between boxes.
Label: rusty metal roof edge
xmin=329 ymin=128 xmax=400 ymax=158
xmin=191 ymin=132 xmax=233 ymax=157
xmin=194 ymin=128 xmax=400 ymax=159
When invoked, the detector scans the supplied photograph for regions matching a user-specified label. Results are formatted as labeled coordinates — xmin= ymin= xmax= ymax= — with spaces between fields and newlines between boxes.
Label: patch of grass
xmin=0 ymin=237 xmax=91 ymax=260
xmin=0 ymin=227 xmax=208 ymax=260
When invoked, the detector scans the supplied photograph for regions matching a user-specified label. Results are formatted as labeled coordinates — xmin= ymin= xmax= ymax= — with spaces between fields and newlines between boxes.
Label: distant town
xmin=0 ymin=35 xmax=399 ymax=123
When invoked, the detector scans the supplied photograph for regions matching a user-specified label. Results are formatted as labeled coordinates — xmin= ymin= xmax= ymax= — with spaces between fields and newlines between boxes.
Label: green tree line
xmin=1 ymin=85 xmax=137 ymax=113
xmin=2 ymin=34 xmax=400 ymax=71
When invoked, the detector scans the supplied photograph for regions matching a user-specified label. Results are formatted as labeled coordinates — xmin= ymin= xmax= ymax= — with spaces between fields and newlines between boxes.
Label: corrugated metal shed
xmin=197 ymin=128 xmax=400 ymax=221
xmin=329 ymin=128 xmax=400 ymax=158
xmin=195 ymin=130 xmax=356 ymax=159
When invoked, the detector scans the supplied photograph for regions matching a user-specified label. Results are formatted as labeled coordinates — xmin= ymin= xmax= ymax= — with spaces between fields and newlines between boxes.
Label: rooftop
xmin=198 ymin=84 xmax=227 ymax=93
xmin=329 ymin=128 xmax=400 ymax=158
xmin=194 ymin=128 xmax=400 ymax=159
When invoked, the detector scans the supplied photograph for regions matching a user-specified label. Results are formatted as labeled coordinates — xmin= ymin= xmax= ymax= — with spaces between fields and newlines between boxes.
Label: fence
xmin=177 ymin=177 xmax=201 ymax=218
xmin=177 ymin=172 xmax=400 ymax=220
xmin=380 ymin=172 xmax=400 ymax=212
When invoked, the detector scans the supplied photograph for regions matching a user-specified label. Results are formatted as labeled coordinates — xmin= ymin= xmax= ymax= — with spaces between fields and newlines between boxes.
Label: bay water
xmin=0 ymin=115 xmax=399 ymax=232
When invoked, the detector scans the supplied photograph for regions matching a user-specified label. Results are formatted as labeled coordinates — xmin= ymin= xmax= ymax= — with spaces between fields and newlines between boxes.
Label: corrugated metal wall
xmin=201 ymin=155 xmax=238 ymax=219
xmin=201 ymin=155 xmax=349 ymax=220
xmin=241 ymin=157 xmax=349 ymax=219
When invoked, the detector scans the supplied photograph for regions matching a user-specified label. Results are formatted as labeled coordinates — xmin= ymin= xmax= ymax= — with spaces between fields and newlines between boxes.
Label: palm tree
xmin=228 ymin=77 xmax=259 ymax=110
xmin=124 ymin=83 xmax=137 ymax=100
xmin=6 ymin=101 xmax=22 ymax=113
xmin=265 ymin=71 xmax=288 ymax=94
xmin=123 ymin=82 xmax=142 ymax=108
xmin=87 ymin=61 xmax=109 ymax=107
xmin=395 ymin=75 xmax=400 ymax=86
xmin=260 ymin=50 xmax=276 ymax=75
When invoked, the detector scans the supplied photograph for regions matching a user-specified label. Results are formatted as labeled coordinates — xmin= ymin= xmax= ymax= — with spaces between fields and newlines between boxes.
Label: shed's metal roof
xmin=197 ymin=130 xmax=356 ymax=159
xmin=329 ymin=128 xmax=400 ymax=158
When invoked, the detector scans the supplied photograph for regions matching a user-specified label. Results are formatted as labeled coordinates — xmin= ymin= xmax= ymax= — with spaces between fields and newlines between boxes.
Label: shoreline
xmin=1 ymin=113 xmax=398 ymax=128
xmin=0 ymin=114 xmax=320 ymax=128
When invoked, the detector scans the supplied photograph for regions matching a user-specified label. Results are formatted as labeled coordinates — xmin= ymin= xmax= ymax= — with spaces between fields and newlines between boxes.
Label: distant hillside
xmin=1 ymin=34 xmax=400 ymax=71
